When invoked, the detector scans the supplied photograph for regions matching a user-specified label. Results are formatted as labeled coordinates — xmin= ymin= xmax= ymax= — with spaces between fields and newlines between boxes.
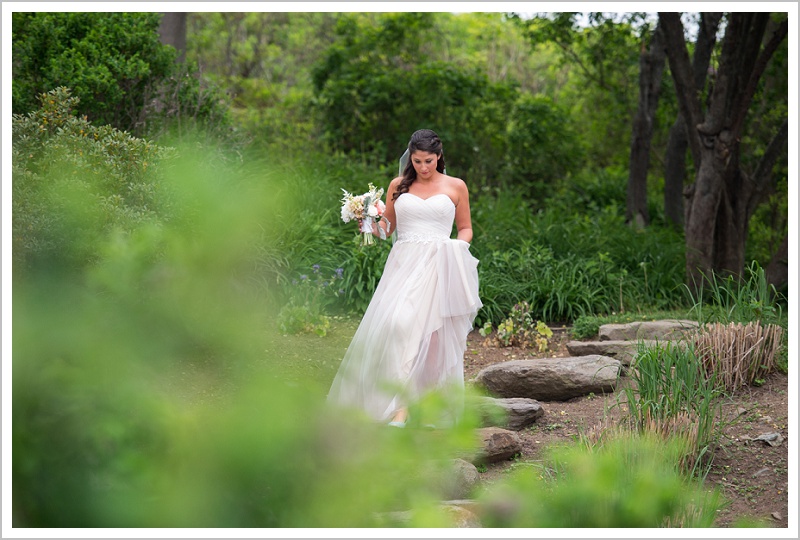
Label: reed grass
xmin=619 ymin=341 xmax=726 ymax=478
xmin=693 ymin=322 xmax=784 ymax=392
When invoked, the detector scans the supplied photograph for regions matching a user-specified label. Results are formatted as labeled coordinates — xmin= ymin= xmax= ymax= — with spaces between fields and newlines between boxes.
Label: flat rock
xmin=598 ymin=319 xmax=698 ymax=341
xmin=566 ymin=340 xmax=653 ymax=366
xmin=475 ymin=355 xmax=621 ymax=401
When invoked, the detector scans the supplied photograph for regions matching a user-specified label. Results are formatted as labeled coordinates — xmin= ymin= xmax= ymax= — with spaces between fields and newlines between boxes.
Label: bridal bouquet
xmin=340 ymin=183 xmax=386 ymax=246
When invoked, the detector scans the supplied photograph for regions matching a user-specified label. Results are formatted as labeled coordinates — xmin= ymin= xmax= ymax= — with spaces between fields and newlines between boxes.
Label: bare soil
xmin=463 ymin=326 xmax=790 ymax=529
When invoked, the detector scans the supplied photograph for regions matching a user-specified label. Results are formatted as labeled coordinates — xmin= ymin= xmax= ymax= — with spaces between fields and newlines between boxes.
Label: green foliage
xmin=185 ymin=13 xmax=338 ymax=149
xmin=471 ymin=179 xmax=687 ymax=325
xmin=620 ymin=341 xmax=726 ymax=477
xmin=277 ymin=304 xmax=331 ymax=337
xmin=514 ymin=13 xmax=642 ymax=168
xmin=12 ymin=87 xmax=174 ymax=271
xmin=311 ymin=13 xmax=517 ymax=185
xmin=505 ymin=93 xmax=585 ymax=197
xmin=12 ymin=12 xmax=232 ymax=140
xmin=684 ymin=260 xmax=788 ymax=374
xmin=477 ymin=432 xmax=723 ymax=527
xmin=12 ymin=135 xmax=490 ymax=527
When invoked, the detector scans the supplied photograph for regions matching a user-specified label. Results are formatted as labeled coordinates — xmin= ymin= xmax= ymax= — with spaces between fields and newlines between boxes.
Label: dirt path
xmin=463 ymin=327 xmax=790 ymax=529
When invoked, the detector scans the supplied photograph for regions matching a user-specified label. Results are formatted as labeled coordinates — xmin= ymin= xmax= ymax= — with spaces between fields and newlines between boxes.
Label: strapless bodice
xmin=393 ymin=192 xmax=455 ymax=244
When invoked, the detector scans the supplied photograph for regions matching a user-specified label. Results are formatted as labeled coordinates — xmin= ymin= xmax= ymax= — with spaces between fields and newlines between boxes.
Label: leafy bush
xmin=469 ymin=179 xmax=687 ymax=325
xmin=479 ymin=301 xmax=553 ymax=351
xmin=12 ymin=87 xmax=174 ymax=271
xmin=13 ymin=138 xmax=487 ymax=527
xmin=311 ymin=13 xmax=516 ymax=186
xmin=12 ymin=12 xmax=232 ymax=141
xmin=504 ymin=93 xmax=586 ymax=197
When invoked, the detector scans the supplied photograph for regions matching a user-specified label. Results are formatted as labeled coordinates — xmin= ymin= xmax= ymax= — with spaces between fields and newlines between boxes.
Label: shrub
xmin=12 ymin=87 xmax=174 ymax=271
xmin=479 ymin=301 xmax=553 ymax=351
xmin=276 ymin=265 xmax=344 ymax=337
xmin=12 ymin=12 xmax=232 ymax=140
xmin=504 ymin=93 xmax=586 ymax=198
xmin=311 ymin=13 xmax=515 ymax=185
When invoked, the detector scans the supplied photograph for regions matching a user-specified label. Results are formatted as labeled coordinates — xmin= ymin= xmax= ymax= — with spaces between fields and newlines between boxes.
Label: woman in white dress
xmin=327 ymin=129 xmax=482 ymax=427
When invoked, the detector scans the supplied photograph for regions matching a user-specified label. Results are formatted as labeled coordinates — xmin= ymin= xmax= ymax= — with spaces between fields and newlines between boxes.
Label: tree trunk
xmin=626 ymin=22 xmax=666 ymax=228
xmin=660 ymin=12 xmax=788 ymax=290
xmin=663 ymin=13 xmax=722 ymax=229
xmin=158 ymin=13 xmax=187 ymax=62
xmin=765 ymin=233 xmax=788 ymax=295
xmin=663 ymin=115 xmax=688 ymax=228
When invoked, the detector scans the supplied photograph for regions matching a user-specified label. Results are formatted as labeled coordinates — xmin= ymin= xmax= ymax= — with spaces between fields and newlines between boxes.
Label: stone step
xmin=567 ymin=339 xmax=690 ymax=366
xmin=474 ymin=355 xmax=621 ymax=401
xmin=566 ymin=340 xmax=656 ymax=366
xmin=598 ymin=319 xmax=698 ymax=341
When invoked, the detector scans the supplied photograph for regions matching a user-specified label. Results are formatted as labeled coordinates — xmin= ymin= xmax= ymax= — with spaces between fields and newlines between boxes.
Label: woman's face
xmin=410 ymin=150 xmax=438 ymax=180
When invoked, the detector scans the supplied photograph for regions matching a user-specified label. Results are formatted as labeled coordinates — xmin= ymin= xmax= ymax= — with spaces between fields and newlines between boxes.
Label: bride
xmin=327 ymin=129 xmax=482 ymax=427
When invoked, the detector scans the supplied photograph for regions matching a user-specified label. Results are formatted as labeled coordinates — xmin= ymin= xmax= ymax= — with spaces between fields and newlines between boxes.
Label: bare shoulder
xmin=446 ymin=175 xmax=469 ymax=195
xmin=389 ymin=176 xmax=403 ymax=190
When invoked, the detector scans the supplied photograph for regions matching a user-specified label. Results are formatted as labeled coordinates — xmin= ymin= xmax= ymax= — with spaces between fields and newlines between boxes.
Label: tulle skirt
xmin=327 ymin=238 xmax=481 ymax=423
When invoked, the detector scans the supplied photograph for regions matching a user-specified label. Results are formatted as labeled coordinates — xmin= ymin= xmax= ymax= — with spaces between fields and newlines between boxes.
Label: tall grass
xmin=471 ymin=175 xmax=686 ymax=324
xmin=685 ymin=260 xmax=787 ymax=328
xmin=619 ymin=341 xmax=727 ymax=478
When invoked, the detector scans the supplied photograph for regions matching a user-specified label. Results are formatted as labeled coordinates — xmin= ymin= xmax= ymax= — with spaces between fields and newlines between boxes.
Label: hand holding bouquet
xmin=340 ymin=183 xmax=386 ymax=246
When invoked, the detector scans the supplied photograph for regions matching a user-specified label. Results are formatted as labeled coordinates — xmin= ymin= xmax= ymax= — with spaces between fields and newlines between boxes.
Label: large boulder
xmin=598 ymin=319 xmax=698 ymax=341
xmin=475 ymin=355 xmax=621 ymax=401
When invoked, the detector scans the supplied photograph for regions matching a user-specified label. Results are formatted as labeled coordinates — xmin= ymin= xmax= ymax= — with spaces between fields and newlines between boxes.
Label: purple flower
xmin=300 ymin=274 xmax=308 ymax=281
xmin=312 ymin=264 xmax=320 ymax=273
xmin=335 ymin=268 xmax=344 ymax=278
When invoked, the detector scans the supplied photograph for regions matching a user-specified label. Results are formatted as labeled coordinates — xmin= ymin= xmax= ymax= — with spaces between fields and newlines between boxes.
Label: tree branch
xmin=746 ymin=117 xmax=788 ymax=217
xmin=731 ymin=17 xmax=788 ymax=137
xmin=693 ymin=13 xmax=723 ymax=88
xmin=659 ymin=12 xmax=704 ymax=169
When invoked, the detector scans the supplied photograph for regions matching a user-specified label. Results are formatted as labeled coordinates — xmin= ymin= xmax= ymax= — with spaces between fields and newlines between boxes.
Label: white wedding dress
xmin=327 ymin=192 xmax=482 ymax=423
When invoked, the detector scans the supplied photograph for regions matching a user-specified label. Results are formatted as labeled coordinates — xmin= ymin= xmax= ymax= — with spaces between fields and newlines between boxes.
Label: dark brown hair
xmin=392 ymin=129 xmax=446 ymax=201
